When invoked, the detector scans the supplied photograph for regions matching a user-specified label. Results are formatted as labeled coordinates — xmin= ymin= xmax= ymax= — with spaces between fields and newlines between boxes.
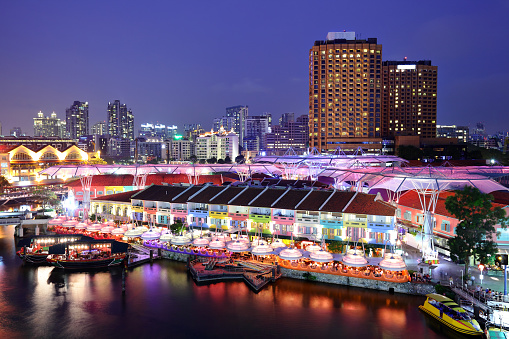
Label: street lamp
xmin=479 ymin=264 xmax=485 ymax=289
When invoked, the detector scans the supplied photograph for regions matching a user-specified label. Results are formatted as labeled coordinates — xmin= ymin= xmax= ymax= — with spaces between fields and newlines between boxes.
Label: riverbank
xmin=156 ymin=247 xmax=435 ymax=296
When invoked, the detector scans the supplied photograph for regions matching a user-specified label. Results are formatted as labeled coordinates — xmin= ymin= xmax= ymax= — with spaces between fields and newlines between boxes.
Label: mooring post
xmin=150 ymin=249 xmax=153 ymax=263
xmin=122 ymin=268 xmax=126 ymax=295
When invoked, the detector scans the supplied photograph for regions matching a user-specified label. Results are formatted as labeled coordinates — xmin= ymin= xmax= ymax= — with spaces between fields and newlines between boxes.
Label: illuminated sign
xmin=397 ymin=65 xmax=416 ymax=70
xmin=174 ymin=135 xmax=183 ymax=140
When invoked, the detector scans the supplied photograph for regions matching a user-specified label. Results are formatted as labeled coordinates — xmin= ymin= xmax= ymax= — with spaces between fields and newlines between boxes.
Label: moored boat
xmin=485 ymin=322 xmax=509 ymax=339
xmin=419 ymin=293 xmax=482 ymax=336
xmin=16 ymin=235 xmax=92 ymax=264
xmin=46 ymin=239 xmax=129 ymax=269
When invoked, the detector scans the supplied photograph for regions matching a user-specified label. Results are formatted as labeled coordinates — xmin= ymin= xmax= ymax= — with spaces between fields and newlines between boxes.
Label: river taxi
xmin=419 ymin=293 xmax=483 ymax=336
xmin=46 ymin=239 xmax=128 ymax=269
xmin=485 ymin=322 xmax=509 ymax=339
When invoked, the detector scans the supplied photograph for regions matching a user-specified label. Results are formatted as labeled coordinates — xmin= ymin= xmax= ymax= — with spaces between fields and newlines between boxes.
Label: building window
xmin=403 ymin=211 xmax=411 ymax=221
xmin=441 ymin=220 xmax=450 ymax=232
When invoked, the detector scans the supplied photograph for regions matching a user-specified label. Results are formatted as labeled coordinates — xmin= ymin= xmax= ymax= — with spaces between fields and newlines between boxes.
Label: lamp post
xmin=479 ymin=264 xmax=485 ymax=290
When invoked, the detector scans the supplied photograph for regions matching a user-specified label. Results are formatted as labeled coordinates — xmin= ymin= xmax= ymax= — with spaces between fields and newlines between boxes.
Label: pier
xmin=188 ymin=258 xmax=282 ymax=292
xmin=127 ymin=244 xmax=162 ymax=268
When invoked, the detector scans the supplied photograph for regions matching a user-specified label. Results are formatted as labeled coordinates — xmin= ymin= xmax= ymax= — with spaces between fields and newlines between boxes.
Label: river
xmin=0 ymin=225 xmax=452 ymax=339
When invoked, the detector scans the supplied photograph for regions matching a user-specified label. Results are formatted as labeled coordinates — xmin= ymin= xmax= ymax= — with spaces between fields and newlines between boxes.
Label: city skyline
xmin=0 ymin=0 xmax=508 ymax=134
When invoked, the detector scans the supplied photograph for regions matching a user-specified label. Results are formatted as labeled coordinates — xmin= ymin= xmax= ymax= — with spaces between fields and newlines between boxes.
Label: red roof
xmin=397 ymin=190 xmax=507 ymax=218
xmin=65 ymin=173 xmax=231 ymax=188
xmin=344 ymin=193 xmax=396 ymax=216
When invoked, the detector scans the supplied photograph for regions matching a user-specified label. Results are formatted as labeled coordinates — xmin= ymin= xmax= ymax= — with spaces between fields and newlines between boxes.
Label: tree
xmin=397 ymin=145 xmax=423 ymax=161
xmin=217 ymin=158 xmax=225 ymax=164
xmin=189 ymin=155 xmax=198 ymax=164
xmin=235 ymin=155 xmax=245 ymax=164
xmin=224 ymin=156 xmax=231 ymax=164
xmin=0 ymin=175 xmax=10 ymax=193
xmin=446 ymin=186 xmax=509 ymax=275
xmin=207 ymin=157 xmax=217 ymax=164
xmin=170 ymin=220 xmax=185 ymax=234
xmin=32 ymin=187 xmax=61 ymax=215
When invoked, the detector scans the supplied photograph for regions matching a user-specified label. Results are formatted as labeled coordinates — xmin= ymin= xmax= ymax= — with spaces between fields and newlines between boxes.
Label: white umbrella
xmin=310 ymin=250 xmax=334 ymax=263
xmin=226 ymin=240 xmax=250 ymax=252
xmin=278 ymin=248 xmax=303 ymax=261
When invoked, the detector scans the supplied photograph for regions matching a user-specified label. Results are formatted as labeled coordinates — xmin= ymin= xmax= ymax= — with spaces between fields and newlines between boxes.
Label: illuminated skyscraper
xmin=107 ymin=100 xmax=134 ymax=141
xmin=33 ymin=111 xmax=66 ymax=137
xmin=309 ymin=32 xmax=382 ymax=152
xmin=66 ymin=101 xmax=89 ymax=140
xmin=382 ymin=60 xmax=437 ymax=138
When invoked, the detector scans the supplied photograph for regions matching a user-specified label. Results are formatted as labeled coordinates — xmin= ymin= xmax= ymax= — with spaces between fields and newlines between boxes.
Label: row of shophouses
xmin=87 ymin=182 xmax=509 ymax=251
xmin=90 ymin=183 xmax=398 ymax=246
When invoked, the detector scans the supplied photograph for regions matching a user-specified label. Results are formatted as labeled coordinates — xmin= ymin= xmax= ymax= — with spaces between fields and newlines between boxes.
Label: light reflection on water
xmin=0 ymin=226 xmax=448 ymax=339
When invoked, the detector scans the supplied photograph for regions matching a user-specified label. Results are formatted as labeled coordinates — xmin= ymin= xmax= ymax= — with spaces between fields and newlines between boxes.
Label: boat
xmin=485 ymin=322 xmax=509 ymax=339
xmin=46 ymin=239 xmax=129 ymax=269
xmin=16 ymin=235 xmax=93 ymax=264
xmin=419 ymin=293 xmax=483 ymax=336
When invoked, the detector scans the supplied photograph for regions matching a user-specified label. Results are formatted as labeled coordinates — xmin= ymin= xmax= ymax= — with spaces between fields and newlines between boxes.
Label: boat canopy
xmin=48 ymin=239 xmax=129 ymax=254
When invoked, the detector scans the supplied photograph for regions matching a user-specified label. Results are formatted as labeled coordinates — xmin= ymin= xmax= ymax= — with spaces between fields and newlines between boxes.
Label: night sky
xmin=1 ymin=0 xmax=508 ymax=135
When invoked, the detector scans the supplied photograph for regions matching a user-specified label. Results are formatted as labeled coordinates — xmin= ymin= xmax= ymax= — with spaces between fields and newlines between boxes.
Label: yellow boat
xmin=419 ymin=293 xmax=483 ymax=336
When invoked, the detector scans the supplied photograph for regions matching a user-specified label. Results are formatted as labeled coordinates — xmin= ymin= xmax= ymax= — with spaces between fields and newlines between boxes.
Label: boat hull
xmin=47 ymin=255 xmax=126 ymax=270
xmin=419 ymin=305 xmax=483 ymax=336
xmin=16 ymin=252 xmax=49 ymax=264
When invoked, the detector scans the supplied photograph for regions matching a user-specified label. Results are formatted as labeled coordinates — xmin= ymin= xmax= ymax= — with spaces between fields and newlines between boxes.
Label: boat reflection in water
xmin=419 ymin=293 xmax=483 ymax=336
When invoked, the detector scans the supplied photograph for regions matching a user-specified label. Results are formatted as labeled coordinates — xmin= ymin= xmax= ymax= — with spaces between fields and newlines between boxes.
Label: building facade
xmin=382 ymin=60 xmax=437 ymax=138
xmin=309 ymin=32 xmax=383 ymax=152
xmin=107 ymin=100 xmax=134 ymax=141
xmin=264 ymin=115 xmax=309 ymax=155
xmin=91 ymin=121 xmax=107 ymax=136
xmin=225 ymin=105 xmax=248 ymax=144
xmin=66 ymin=101 xmax=89 ymax=140
xmin=33 ymin=111 xmax=66 ymax=138
xmin=244 ymin=115 xmax=271 ymax=152
xmin=195 ymin=128 xmax=239 ymax=161
xmin=436 ymin=125 xmax=469 ymax=143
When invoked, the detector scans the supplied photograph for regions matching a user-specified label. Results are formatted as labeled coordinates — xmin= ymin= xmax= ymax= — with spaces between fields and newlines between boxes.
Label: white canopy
xmin=378 ymin=253 xmax=407 ymax=271
xmin=208 ymin=240 xmax=226 ymax=250
xmin=192 ymin=237 xmax=210 ymax=247
xmin=170 ymin=235 xmax=192 ymax=246
xmin=342 ymin=249 xmax=368 ymax=267
xmin=278 ymin=248 xmax=303 ymax=261
xmin=226 ymin=240 xmax=250 ymax=252
xmin=251 ymin=244 xmax=273 ymax=255
xmin=309 ymin=250 xmax=334 ymax=262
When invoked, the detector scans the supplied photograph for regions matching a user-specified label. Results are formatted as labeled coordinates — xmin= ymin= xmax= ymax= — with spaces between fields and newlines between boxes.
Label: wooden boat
xmin=46 ymin=239 xmax=128 ymax=269
xmin=16 ymin=235 xmax=93 ymax=264
xmin=419 ymin=293 xmax=483 ymax=336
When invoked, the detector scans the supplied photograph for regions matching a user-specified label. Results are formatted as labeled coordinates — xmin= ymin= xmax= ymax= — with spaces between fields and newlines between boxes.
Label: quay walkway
xmin=188 ymin=258 xmax=282 ymax=292
xmin=127 ymin=244 xmax=161 ymax=268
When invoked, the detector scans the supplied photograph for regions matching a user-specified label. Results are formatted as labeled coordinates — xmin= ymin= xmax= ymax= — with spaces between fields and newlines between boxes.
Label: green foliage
xmin=0 ymin=175 xmax=10 ymax=193
xmin=217 ymin=159 xmax=225 ymax=164
xmin=327 ymin=241 xmax=343 ymax=254
xmin=446 ymin=186 xmax=509 ymax=275
xmin=303 ymin=272 xmax=317 ymax=281
xmin=32 ymin=187 xmax=61 ymax=214
xmin=207 ymin=157 xmax=217 ymax=164
xmin=170 ymin=220 xmax=185 ymax=234
xmin=224 ymin=156 xmax=231 ymax=164
xmin=188 ymin=155 xmax=198 ymax=164
xmin=434 ymin=284 xmax=455 ymax=299
xmin=397 ymin=145 xmax=423 ymax=161
xmin=235 ymin=155 xmax=245 ymax=164
xmin=146 ymin=158 xmax=159 ymax=164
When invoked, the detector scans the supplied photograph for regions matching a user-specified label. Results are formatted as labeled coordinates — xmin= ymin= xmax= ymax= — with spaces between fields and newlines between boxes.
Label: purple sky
xmin=1 ymin=0 xmax=508 ymax=135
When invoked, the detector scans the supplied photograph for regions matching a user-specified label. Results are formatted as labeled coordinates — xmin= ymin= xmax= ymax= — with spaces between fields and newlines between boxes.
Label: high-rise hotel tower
xmin=309 ymin=32 xmax=382 ymax=152
xmin=382 ymin=60 xmax=437 ymax=138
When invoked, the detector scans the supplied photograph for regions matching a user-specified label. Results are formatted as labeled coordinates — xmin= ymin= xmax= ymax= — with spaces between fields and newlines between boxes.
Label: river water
xmin=0 ymin=226 xmax=451 ymax=339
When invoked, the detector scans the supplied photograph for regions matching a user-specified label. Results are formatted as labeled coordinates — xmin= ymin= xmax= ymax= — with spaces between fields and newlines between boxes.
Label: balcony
xmin=344 ymin=220 xmax=367 ymax=228
xmin=158 ymin=207 xmax=171 ymax=213
xmin=367 ymin=222 xmax=392 ymax=231
xmin=132 ymin=205 xmax=144 ymax=213
xmin=210 ymin=211 xmax=228 ymax=219
xmin=320 ymin=217 xmax=343 ymax=227
xmin=272 ymin=214 xmax=295 ymax=223
xmin=249 ymin=213 xmax=271 ymax=223
xmin=144 ymin=207 xmax=157 ymax=214
xmin=189 ymin=209 xmax=209 ymax=217
xmin=295 ymin=214 xmax=319 ymax=224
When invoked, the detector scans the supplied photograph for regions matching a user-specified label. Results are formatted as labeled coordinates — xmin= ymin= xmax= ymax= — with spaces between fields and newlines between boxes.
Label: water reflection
xmin=0 ymin=225 xmax=449 ymax=338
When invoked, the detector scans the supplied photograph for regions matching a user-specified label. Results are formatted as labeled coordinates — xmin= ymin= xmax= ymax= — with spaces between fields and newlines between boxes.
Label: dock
xmin=127 ymin=244 xmax=161 ymax=268
xmin=188 ymin=258 xmax=282 ymax=292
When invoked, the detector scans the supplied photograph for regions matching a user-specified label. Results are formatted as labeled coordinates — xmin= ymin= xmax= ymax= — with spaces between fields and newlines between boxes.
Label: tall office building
xmin=66 ymin=101 xmax=89 ymax=140
xmin=107 ymin=100 xmax=134 ymax=141
xmin=309 ymin=32 xmax=382 ymax=152
xmin=34 ymin=111 xmax=66 ymax=138
xmin=91 ymin=121 xmax=107 ymax=135
xmin=265 ymin=115 xmax=309 ymax=155
xmin=225 ymin=105 xmax=248 ymax=144
xmin=10 ymin=127 xmax=22 ymax=137
xmin=382 ymin=60 xmax=437 ymax=138
xmin=244 ymin=114 xmax=271 ymax=151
